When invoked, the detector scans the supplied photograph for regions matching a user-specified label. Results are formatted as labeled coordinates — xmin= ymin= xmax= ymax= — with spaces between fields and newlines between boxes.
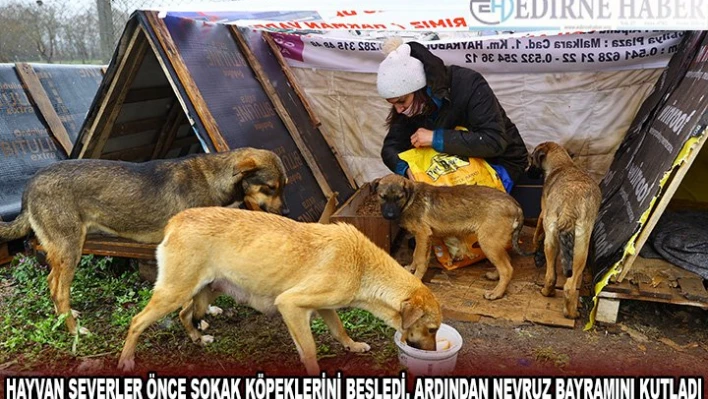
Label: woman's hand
xmin=410 ymin=128 xmax=433 ymax=148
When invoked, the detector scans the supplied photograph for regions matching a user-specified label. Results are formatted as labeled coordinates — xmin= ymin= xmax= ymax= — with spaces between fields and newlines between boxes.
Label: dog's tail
xmin=511 ymin=211 xmax=534 ymax=257
xmin=0 ymin=211 xmax=32 ymax=242
xmin=559 ymin=227 xmax=575 ymax=278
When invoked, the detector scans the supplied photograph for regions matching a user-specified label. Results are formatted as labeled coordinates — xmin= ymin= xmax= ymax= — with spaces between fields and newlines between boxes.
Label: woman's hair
xmin=384 ymin=87 xmax=437 ymax=128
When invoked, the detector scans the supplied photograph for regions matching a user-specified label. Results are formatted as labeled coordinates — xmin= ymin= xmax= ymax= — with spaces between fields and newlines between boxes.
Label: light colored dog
xmin=118 ymin=207 xmax=442 ymax=375
xmin=528 ymin=142 xmax=601 ymax=319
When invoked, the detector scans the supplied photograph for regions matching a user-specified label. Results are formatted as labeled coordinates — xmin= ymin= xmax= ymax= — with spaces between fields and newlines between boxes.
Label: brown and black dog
xmin=372 ymin=174 xmax=531 ymax=300
xmin=528 ymin=142 xmax=601 ymax=319
xmin=117 ymin=207 xmax=442 ymax=375
xmin=0 ymin=148 xmax=289 ymax=334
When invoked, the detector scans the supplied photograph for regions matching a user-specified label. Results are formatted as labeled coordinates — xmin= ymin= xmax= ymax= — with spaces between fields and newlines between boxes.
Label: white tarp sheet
xmin=291 ymin=67 xmax=663 ymax=185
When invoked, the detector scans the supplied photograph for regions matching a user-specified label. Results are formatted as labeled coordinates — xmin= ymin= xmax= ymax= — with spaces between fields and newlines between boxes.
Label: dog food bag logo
xmin=470 ymin=0 xmax=515 ymax=24
xmin=426 ymin=154 xmax=471 ymax=181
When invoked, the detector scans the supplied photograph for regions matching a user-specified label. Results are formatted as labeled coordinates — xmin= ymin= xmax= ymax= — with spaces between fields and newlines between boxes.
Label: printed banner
xmin=161 ymin=0 xmax=708 ymax=31
xmin=271 ymin=31 xmax=685 ymax=73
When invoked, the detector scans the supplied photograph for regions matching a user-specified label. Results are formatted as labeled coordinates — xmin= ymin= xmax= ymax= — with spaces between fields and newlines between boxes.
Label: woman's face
xmin=386 ymin=93 xmax=414 ymax=114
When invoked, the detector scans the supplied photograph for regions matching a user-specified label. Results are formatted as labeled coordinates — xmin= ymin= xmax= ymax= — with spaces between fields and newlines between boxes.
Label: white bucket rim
xmin=393 ymin=323 xmax=463 ymax=361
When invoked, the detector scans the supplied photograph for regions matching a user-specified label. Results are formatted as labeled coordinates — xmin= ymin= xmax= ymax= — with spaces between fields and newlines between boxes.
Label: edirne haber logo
xmin=468 ymin=0 xmax=707 ymax=26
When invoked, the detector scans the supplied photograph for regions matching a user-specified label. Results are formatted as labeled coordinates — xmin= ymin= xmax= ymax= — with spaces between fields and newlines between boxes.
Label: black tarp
xmin=591 ymin=31 xmax=708 ymax=282
xmin=161 ymin=15 xmax=353 ymax=222
xmin=0 ymin=64 xmax=103 ymax=221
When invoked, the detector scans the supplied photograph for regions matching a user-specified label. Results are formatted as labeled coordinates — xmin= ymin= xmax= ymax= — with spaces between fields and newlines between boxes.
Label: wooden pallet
xmin=597 ymin=256 xmax=708 ymax=323
xmin=28 ymin=235 xmax=157 ymax=260
xmin=400 ymin=226 xmax=589 ymax=329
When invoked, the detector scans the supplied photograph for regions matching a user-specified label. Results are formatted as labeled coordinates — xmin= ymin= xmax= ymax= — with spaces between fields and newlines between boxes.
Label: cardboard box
xmin=330 ymin=183 xmax=400 ymax=253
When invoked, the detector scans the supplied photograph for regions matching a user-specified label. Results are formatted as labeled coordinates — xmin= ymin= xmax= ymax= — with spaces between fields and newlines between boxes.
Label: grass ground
xmin=0 ymin=254 xmax=397 ymax=375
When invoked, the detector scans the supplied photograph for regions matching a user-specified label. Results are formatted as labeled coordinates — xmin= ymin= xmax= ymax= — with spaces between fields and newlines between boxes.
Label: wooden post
xmin=262 ymin=32 xmax=358 ymax=190
xmin=262 ymin=32 xmax=321 ymax=128
xmin=15 ymin=63 xmax=74 ymax=155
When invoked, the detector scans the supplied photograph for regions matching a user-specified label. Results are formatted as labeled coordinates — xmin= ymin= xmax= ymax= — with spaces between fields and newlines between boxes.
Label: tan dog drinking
xmin=118 ymin=207 xmax=443 ymax=375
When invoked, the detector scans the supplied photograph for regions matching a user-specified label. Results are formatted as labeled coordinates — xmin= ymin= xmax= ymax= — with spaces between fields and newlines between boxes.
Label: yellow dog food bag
xmin=398 ymin=144 xmax=506 ymax=270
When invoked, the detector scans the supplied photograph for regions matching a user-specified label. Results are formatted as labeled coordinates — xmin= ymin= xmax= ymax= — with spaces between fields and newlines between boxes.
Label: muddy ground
xmin=0 ymin=235 xmax=707 ymax=395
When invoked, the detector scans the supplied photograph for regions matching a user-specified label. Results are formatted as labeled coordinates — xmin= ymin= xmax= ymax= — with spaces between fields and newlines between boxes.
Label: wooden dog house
xmin=29 ymin=11 xmax=358 ymax=260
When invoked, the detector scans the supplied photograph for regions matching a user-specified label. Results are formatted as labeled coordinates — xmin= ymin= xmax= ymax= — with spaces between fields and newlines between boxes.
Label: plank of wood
xmin=103 ymin=135 xmax=198 ymax=161
xmin=230 ymin=26 xmax=334 ymax=201
xmin=31 ymin=236 xmax=157 ymax=261
xmin=113 ymin=116 xmax=166 ymax=138
xmin=151 ymin=101 xmax=185 ymax=159
xmin=598 ymin=289 xmax=708 ymax=309
xmin=15 ymin=62 xmax=74 ymax=155
xmin=678 ymin=277 xmax=708 ymax=303
xmin=261 ymin=32 xmax=320 ymax=128
xmin=144 ymin=11 xmax=229 ymax=153
xmin=525 ymin=307 xmax=576 ymax=328
xmin=77 ymin=27 xmax=147 ymax=159
xmin=618 ymin=129 xmax=708 ymax=281
xmin=0 ymin=243 xmax=11 ymax=265
xmin=123 ymin=86 xmax=174 ymax=103
xmin=637 ymin=282 xmax=674 ymax=300
xmin=262 ymin=32 xmax=358 ymax=190
xmin=602 ymin=280 xmax=636 ymax=295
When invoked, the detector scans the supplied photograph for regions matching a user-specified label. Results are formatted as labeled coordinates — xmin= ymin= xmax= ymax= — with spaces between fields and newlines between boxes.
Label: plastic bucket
xmin=393 ymin=323 xmax=463 ymax=376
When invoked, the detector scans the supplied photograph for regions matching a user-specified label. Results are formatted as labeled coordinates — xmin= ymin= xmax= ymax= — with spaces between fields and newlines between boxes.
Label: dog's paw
xmin=78 ymin=327 xmax=91 ymax=335
xmin=200 ymin=335 xmax=214 ymax=345
xmin=346 ymin=342 xmax=371 ymax=353
xmin=483 ymin=290 xmax=504 ymax=300
xmin=117 ymin=359 xmax=135 ymax=372
xmin=207 ymin=305 xmax=223 ymax=316
xmin=404 ymin=264 xmax=416 ymax=274
xmin=563 ymin=307 xmax=580 ymax=319
xmin=534 ymin=251 xmax=546 ymax=268
xmin=541 ymin=286 xmax=556 ymax=297
xmin=199 ymin=319 xmax=210 ymax=331
xmin=71 ymin=309 xmax=82 ymax=318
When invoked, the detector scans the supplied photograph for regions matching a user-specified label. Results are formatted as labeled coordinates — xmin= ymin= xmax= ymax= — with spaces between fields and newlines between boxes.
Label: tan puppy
xmin=528 ymin=142 xmax=601 ymax=319
xmin=118 ymin=208 xmax=442 ymax=375
xmin=372 ymin=174 xmax=531 ymax=300
xmin=0 ymin=148 xmax=289 ymax=334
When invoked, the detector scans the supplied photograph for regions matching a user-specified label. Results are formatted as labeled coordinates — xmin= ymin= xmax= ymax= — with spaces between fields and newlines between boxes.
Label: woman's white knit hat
xmin=376 ymin=37 xmax=427 ymax=99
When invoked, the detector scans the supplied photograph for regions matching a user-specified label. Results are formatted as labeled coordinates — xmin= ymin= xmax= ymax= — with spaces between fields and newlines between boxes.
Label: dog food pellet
xmin=436 ymin=339 xmax=451 ymax=351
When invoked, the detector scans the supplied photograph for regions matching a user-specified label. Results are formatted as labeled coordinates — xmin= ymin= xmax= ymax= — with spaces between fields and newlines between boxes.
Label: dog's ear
xmin=370 ymin=177 xmax=381 ymax=192
xmin=532 ymin=146 xmax=547 ymax=169
xmin=400 ymin=298 xmax=425 ymax=330
xmin=234 ymin=157 xmax=258 ymax=178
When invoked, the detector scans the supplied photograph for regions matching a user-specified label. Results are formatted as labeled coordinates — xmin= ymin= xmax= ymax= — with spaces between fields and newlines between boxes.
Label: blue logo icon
xmin=469 ymin=0 xmax=514 ymax=25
